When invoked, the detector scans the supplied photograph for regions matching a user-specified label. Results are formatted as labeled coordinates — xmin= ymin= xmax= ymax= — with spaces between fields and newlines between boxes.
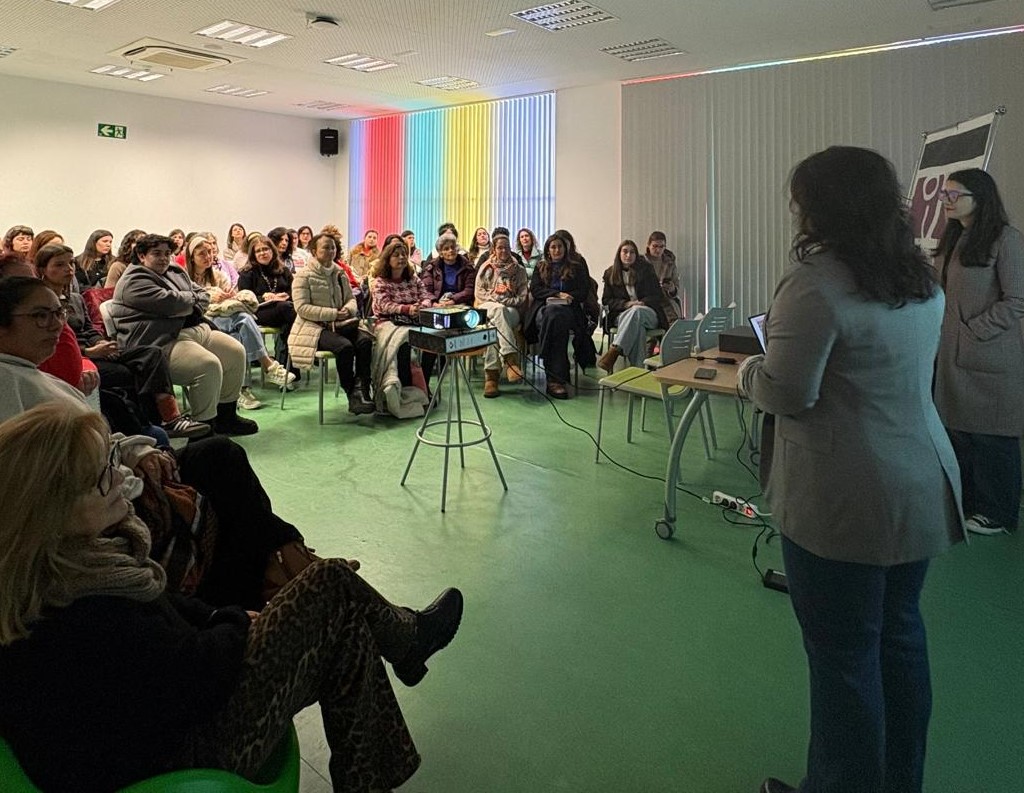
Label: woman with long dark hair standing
xmin=739 ymin=146 xmax=964 ymax=793
xmin=933 ymin=168 xmax=1024 ymax=535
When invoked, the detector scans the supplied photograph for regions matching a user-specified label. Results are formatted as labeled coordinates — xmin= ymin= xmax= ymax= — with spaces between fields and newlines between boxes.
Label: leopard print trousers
xmin=189 ymin=558 xmax=421 ymax=791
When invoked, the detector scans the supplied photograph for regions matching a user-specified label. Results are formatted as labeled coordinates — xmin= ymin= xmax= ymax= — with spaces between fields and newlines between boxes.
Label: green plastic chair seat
xmin=1 ymin=723 xmax=300 ymax=792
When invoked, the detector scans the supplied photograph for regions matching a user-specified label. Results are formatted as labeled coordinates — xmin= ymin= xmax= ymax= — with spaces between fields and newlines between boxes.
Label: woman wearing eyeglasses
xmin=933 ymin=170 xmax=1024 ymax=536
xmin=0 ymin=401 xmax=462 ymax=793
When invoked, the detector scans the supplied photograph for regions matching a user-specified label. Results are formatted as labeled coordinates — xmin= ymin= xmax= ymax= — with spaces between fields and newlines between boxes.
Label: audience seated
xmin=204 ymin=231 xmax=240 ymax=287
xmin=525 ymin=233 xmax=594 ymax=399
xmin=28 ymin=229 xmax=64 ymax=264
xmin=3 ymin=225 xmax=34 ymax=258
xmin=598 ymin=239 xmax=672 ymax=372
xmin=516 ymin=227 xmax=542 ymax=278
xmin=35 ymin=244 xmax=209 ymax=439
xmin=348 ymin=229 xmax=380 ymax=281
xmin=104 ymin=228 xmax=146 ymax=289
xmin=368 ymin=239 xmax=431 ymax=417
xmin=0 ymin=401 xmax=463 ymax=791
xmin=186 ymin=235 xmax=295 ymax=410
xmin=74 ymin=229 xmax=115 ymax=289
xmin=168 ymin=228 xmax=186 ymax=256
xmin=467 ymin=226 xmax=490 ymax=264
xmin=644 ymin=230 xmax=681 ymax=322
xmin=225 ymin=222 xmax=247 ymax=259
xmin=109 ymin=234 xmax=257 ymax=436
xmin=296 ymin=224 xmax=314 ymax=252
xmin=236 ymin=233 xmax=297 ymax=373
xmin=403 ymin=228 xmax=423 ymax=268
xmin=269 ymin=226 xmax=299 ymax=273
xmin=474 ymin=233 xmax=528 ymax=397
xmin=289 ymin=233 xmax=375 ymax=415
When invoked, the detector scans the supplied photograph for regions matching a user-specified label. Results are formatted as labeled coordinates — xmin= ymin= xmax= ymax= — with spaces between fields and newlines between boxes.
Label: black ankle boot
xmin=393 ymin=588 xmax=463 ymax=687
xmin=346 ymin=389 xmax=376 ymax=415
xmin=215 ymin=400 xmax=259 ymax=435
xmin=355 ymin=377 xmax=373 ymax=403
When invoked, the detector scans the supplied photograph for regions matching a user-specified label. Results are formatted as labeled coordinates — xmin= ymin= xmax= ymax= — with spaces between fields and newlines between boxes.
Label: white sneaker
xmin=965 ymin=514 xmax=1007 ymax=535
xmin=237 ymin=387 xmax=263 ymax=410
xmin=266 ymin=361 xmax=297 ymax=387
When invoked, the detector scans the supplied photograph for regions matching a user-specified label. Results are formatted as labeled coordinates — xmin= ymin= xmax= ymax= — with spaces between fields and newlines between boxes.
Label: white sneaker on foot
xmin=237 ymin=387 xmax=263 ymax=410
xmin=266 ymin=361 xmax=297 ymax=387
xmin=965 ymin=514 xmax=1007 ymax=535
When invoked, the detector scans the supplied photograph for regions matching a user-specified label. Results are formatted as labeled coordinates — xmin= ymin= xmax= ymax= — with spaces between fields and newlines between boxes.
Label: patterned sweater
xmin=370 ymin=276 xmax=432 ymax=318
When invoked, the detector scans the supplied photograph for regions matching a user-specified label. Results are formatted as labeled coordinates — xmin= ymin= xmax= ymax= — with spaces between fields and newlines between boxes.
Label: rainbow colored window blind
xmin=348 ymin=92 xmax=554 ymax=255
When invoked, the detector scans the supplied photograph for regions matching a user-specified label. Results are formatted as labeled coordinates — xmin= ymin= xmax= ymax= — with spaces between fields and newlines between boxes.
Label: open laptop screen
xmin=748 ymin=313 xmax=767 ymax=352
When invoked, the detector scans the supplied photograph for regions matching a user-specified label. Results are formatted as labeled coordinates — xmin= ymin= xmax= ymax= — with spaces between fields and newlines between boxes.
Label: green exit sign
xmin=97 ymin=123 xmax=127 ymax=139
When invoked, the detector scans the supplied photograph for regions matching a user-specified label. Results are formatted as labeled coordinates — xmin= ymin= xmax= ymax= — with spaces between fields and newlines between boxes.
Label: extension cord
xmin=711 ymin=490 xmax=764 ymax=519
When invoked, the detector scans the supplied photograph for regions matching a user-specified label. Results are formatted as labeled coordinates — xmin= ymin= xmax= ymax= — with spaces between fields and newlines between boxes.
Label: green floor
xmin=232 ymin=365 xmax=1024 ymax=793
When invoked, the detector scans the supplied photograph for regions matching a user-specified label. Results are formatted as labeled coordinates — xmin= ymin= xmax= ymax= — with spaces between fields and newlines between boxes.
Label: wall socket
xmin=712 ymin=490 xmax=762 ymax=518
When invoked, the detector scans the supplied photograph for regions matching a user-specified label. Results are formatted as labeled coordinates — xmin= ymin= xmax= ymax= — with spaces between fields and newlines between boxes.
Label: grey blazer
xmin=933 ymin=225 xmax=1024 ymax=437
xmin=742 ymin=252 xmax=964 ymax=566
xmin=109 ymin=263 xmax=211 ymax=350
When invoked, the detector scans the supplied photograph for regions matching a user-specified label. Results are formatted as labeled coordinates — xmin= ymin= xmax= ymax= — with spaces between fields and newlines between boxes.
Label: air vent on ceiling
xmin=0 ymin=45 xmax=18 ymax=58
xmin=512 ymin=1 xmax=618 ymax=32
xmin=602 ymin=39 xmax=687 ymax=63
xmin=926 ymin=0 xmax=998 ymax=8
xmin=417 ymin=76 xmax=480 ymax=91
xmin=113 ymin=38 xmax=241 ymax=72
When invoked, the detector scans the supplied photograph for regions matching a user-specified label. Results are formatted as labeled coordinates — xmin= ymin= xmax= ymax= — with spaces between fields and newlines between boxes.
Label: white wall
xmin=0 ymin=74 xmax=348 ymax=251
xmin=555 ymin=82 xmax=622 ymax=271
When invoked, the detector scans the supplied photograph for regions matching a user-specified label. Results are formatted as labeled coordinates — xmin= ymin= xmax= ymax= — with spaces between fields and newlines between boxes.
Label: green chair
xmin=0 ymin=723 xmax=301 ymax=792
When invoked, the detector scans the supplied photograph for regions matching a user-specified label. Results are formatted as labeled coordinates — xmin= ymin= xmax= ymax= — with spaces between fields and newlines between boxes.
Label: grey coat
xmin=742 ymin=252 xmax=964 ymax=566
xmin=933 ymin=225 xmax=1024 ymax=437
xmin=109 ymin=263 xmax=211 ymax=350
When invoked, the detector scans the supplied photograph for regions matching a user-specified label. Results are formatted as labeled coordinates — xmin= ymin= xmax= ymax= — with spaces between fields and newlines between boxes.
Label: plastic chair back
xmin=99 ymin=300 xmax=117 ymax=339
xmin=660 ymin=319 xmax=699 ymax=365
xmin=696 ymin=305 xmax=735 ymax=352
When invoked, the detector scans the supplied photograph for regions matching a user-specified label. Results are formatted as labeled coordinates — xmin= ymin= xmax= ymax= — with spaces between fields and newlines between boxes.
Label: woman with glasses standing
xmin=933 ymin=170 xmax=1024 ymax=536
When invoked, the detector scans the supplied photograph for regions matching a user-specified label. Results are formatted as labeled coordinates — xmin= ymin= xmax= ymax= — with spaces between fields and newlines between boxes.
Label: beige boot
xmin=503 ymin=352 xmax=523 ymax=383
xmin=598 ymin=345 xmax=621 ymax=374
xmin=484 ymin=368 xmax=501 ymax=398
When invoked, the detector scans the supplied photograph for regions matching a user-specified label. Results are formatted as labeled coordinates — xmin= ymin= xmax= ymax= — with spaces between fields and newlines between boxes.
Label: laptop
xmin=748 ymin=313 xmax=767 ymax=353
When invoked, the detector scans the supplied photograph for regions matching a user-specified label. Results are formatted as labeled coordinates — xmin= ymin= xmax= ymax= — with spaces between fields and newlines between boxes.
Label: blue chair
xmin=0 ymin=723 xmax=301 ymax=792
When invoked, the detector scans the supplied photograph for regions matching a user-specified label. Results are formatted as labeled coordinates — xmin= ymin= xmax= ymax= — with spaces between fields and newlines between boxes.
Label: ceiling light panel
xmin=324 ymin=53 xmax=398 ymax=73
xmin=602 ymin=39 xmax=687 ymax=62
xmin=0 ymin=45 xmax=18 ymax=58
xmin=90 ymin=64 xmax=164 ymax=81
xmin=512 ymin=1 xmax=618 ymax=32
xmin=48 ymin=0 xmax=123 ymax=9
xmin=195 ymin=20 xmax=291 ymax=49
xmin=927 ymin=0 xmax=998 ymax=8
xmin=294 ymin=100 xmax=351 ymax=111
xmin=417 ymin=76 xmax=480 ymax=91
xmin=205 ymin=84 xmax=269 ymax=97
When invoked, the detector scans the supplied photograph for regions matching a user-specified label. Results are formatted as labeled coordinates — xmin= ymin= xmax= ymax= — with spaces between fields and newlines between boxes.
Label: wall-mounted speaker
xmin=319 ymin=128 xmax=339 ymax=157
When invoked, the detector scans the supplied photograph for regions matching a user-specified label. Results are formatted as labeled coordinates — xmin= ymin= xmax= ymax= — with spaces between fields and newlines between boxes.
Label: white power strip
xmin=712 ymin=490 xmax=766 ymax=518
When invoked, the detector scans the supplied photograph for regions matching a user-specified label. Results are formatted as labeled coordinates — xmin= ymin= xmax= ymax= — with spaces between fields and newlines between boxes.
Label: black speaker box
xmin=719 ymin=325 xmax=762 ymax=355
xmin=319 ymin=128 xmax=339 ymax=157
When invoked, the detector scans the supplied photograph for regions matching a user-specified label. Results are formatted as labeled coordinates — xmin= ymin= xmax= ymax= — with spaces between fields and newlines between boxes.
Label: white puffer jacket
xmin=288 ymin=258 xmax=358 ymax=369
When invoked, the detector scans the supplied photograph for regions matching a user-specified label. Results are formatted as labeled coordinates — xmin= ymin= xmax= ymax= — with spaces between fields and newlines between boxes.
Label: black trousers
xmin=317 ymin=325 xmax=372 ymax=393
xmin=254 ymin=301 xmax=296 ymax=365
xmin=176 ymin=435 xmax=303 ymax=610
xmin=95 ymin=344 xmax=174 ymax=422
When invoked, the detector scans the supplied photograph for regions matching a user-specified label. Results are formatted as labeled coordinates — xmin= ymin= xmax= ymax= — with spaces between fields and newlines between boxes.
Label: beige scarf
xmin=52 ymin=508 xmax=167 ymax=607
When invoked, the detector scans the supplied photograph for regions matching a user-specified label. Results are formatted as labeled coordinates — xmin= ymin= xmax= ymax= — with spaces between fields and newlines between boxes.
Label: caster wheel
xmin=655 ymin=520 xmax=674 ymax=540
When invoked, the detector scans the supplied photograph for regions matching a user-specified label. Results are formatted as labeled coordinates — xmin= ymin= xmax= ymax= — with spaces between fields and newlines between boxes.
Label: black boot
xmin=215 ymin=400 xmax=259 ymax=435
xmin=357 ymin=377 xmax=373 ymax=403
xmin=345 ymin=389 xmax=376 ymax=416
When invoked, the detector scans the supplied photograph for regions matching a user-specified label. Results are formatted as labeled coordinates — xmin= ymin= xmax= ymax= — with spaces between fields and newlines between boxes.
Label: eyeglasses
xmin=12 ymin=307 xmax=68 ymax=328
xmin=939 ymin=189 xmax=973 ymax=203
xmin=97 ymin=443 xmax=122 ymax=497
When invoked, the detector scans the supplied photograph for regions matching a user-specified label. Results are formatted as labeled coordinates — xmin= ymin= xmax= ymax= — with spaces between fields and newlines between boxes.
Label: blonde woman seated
xmin=598 ymin=239 xmax=672 ymax=372
xmin=0 ymin=402 xmax=463 ymax=792
xmin=186 ymin=236 xmax=295 ymax=410
xmin=474 ymin=233 xmax=528 ymax=398
xmin=368 ymin=239 xmax=432 ymax=418
xmin=289 ymin=233 xmax=375 ymax=415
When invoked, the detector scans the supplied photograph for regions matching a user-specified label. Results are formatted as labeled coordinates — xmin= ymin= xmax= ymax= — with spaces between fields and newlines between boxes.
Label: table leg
xmin=658 ymin=390 xmax=708 ymax=537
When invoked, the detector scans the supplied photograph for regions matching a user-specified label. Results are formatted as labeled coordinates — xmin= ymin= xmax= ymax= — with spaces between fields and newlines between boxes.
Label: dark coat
xmin=524 ymin=258 xmax=597 ymax=368
xmin=601 ymin=258 xmax=672 ymax=329
xmin=237 ymin=265 xmax=293 ymax=301
xmin=419 ymin=255 xmax=476 ymax=305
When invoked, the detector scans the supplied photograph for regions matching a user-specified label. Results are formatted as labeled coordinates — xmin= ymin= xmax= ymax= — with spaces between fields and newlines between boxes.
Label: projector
xmin=420 ymin=305 xmax=487 ymax=330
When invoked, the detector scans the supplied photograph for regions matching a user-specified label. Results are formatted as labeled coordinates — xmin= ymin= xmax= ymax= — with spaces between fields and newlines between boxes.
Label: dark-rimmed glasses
xmin=939 ymin=189 xmax=973 ymax=203
xmin=12 ymin=307 xmax=68 ymax=328
xmin=97 ymin=443 xmax=122 ymax=497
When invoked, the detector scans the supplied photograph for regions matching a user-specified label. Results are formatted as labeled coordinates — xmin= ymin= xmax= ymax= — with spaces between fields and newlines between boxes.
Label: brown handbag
xmin=262 ymin=541 xmax=320 ymax=603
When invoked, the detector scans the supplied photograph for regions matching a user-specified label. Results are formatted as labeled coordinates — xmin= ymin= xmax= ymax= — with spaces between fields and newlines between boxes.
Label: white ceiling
xmin=1 ymin=0 xmax=1021 ymax=120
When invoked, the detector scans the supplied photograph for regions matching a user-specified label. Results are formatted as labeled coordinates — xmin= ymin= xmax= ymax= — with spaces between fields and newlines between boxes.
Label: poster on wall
xmin=907 ymin=109 xmax=1001 ymax=253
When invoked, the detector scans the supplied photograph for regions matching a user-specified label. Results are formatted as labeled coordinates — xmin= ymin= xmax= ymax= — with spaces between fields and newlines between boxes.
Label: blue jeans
xmin=946 ymin=429 xmax=1021 ymax=529
xmin=782 ymin=536 xmax=932 ymax=793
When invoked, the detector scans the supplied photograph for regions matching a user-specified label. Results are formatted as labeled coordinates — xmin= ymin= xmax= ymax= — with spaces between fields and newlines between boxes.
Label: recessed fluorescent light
xmin=417 ymin=76 xmax=480 ymax=91
xmin=927 ymin=0 xmax=997 ymax=8
xmin=486 ymin=28 xmax=517 ymax=37
xmin=48 ymin=0 xmax=123 ymax=9
xmin=0 ymin=45 xmax=19 ymax=58
xmin=602 ymin=38 xmax=687 ymax=62
xmin=90 ymin=64 xmax=165 ymax=81
xmin=205 ymin=84 xmax=269 ymax=98
xmin=512 ymin=1 xmax=617 ymax=32
xmin=294 ymin=100 xmax=351 ymax=111
xmin=194 ymin=20 xmax=291 ymax=49
xmin=325 ymin=52 xmax=398 ymax=72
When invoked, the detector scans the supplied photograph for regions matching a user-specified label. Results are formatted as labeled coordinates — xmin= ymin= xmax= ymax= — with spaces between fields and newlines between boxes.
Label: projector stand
xmin=401 ymin=349 xmax=508 ymax=512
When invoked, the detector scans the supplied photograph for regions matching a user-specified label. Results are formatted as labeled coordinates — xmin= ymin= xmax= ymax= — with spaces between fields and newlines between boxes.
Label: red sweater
xmin=38 ymin=322 xmax=95 ymax=390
